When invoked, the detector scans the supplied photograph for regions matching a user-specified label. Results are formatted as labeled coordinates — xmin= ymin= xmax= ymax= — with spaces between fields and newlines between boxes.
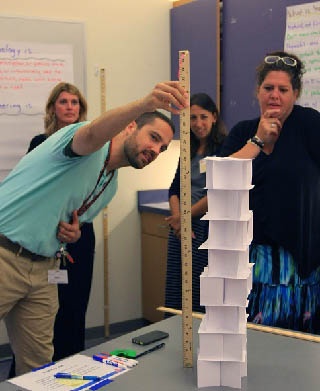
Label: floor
xmin=0 ymin=318 xmax=149 ymax=382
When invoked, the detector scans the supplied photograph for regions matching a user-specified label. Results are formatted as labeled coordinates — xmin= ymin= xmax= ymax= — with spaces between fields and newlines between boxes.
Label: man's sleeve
xmin=63 ymin=138 xmax=82 ymax=158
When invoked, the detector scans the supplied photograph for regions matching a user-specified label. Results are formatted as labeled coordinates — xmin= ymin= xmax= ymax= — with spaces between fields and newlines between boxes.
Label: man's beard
xmin=124 ymin=136 xmax=143 ymax=169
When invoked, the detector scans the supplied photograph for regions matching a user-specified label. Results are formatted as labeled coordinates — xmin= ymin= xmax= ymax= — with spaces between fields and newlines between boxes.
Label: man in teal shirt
xmin=0 ymin=81 xmax=188 ymax=375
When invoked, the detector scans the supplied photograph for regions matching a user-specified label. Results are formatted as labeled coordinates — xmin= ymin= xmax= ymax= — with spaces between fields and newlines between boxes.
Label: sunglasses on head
xmin=264 ymin=55 xmax=297 ymax=67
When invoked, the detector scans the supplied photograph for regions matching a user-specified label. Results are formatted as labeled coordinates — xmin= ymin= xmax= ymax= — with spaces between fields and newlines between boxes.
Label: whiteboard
xmin=0 ymin=15 xmax=86 ymax=180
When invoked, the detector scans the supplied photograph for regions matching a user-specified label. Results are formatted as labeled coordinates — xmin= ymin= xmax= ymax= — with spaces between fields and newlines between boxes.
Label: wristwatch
xmin=247 ymin=135 xmax=264 ymax=149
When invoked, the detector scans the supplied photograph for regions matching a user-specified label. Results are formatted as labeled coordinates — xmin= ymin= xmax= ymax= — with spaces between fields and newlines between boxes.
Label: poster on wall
xmin=284 ymin=1 xmax=320 ymax=110
xmin=0 ymin=40 xmax=73 ymax=180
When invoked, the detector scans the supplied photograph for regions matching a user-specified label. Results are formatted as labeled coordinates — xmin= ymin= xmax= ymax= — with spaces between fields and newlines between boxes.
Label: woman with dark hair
xmin=165 ymin=93 xmax=227 ymax=313
xmin=219 ymin=50 xmax=320 ymax=333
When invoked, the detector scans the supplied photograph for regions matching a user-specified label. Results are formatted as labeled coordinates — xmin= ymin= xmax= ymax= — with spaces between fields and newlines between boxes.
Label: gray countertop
xmin=3 ymin=316 xmax=320 ymax=391
xmin=137 ymin=189 xmax=170 ymax=215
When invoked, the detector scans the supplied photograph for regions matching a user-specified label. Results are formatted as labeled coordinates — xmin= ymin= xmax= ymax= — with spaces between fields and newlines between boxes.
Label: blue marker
xmin=54 ymin=372 xmax=101 ymax=381
xmin=92 ymin=355 xmax=127 ymax=369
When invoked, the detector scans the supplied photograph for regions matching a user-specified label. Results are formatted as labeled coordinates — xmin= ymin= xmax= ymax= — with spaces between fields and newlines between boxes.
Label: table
xmin=2 ymin=315 xmax=320 ymax=390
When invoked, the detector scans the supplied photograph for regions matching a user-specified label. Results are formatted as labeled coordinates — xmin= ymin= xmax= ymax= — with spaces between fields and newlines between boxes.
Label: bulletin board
xmin=221 ymin=0 xmax=315 ymax=131
xmin=0 ymin=15 xmax=86 ymax=180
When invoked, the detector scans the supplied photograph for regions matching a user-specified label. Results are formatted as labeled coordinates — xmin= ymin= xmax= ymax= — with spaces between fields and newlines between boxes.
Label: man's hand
xmin=142 ymin=81 xmax=189 ymax=114
xmin=57 ymin=210 xmax=81 ymax=243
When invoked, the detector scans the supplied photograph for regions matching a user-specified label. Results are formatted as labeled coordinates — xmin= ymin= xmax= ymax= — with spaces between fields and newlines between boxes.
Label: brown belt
xmin=0 ymin=235 xmax=49 ymax=261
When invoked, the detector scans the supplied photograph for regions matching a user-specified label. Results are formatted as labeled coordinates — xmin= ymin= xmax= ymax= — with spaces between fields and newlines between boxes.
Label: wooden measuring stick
xmin=157 ymin=306 xmax=320 ymax=343
xmin=100 ymin=68 xmax=106 ymax=114
xmin=100 ymin=68 xmax=110 ymax=337
xmin=178 ymin=50 xmax=193 ymax=368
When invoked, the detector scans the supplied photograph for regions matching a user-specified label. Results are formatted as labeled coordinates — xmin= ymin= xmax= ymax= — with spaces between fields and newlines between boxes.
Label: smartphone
xmin=132 ymin=330 xmax=169 ymax=345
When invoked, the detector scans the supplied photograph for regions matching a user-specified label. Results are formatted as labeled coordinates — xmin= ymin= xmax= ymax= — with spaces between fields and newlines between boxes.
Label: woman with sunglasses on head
xmin=165 ymin=93 xmax=227 ymax=314
xmin=219 ymin=50 xmax=320 ymax=333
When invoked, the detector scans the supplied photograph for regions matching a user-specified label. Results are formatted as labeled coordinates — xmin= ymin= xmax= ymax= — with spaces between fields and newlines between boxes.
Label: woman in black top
xmin=219 ymin=51 xmax=320 ymax=333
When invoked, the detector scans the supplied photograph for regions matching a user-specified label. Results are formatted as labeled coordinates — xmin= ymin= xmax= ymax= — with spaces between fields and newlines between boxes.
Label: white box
xmin=197 ymin=358 xmax=246 ymax=389
xmin=197 ymin=359 xmax=221 ymax=388
xmin=200 ymin=270 xmax=224 ymax=305
xmin=198 ymin=330 xmax=246 ymax=361
xmin=221 ymin=361 xmax=243 ymax=388
xmin=200 ymin=268 xmax=252 ymax=307
xmin=201 ymin=308 xmax=247 ymax=334
xmin=206 ymin=248 xmax=250 ymax=278
xmin=198 ymin=333 xmax=223 ymax=360
xmin=206 ymin=188 xmax=251 ymax=220
xmin=205 ymin=157 xmax=252 ymax=190
xmin=206 ymin=213 xmax=253 ymax=250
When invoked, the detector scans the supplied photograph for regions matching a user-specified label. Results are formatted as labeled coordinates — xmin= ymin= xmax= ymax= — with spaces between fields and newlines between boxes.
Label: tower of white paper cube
xmin=197 ymin=157 xmax=253 ymax=389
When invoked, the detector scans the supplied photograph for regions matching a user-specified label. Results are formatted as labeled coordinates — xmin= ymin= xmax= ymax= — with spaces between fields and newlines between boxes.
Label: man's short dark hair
xmin=135 ymin=111 xmax=175 ymax=134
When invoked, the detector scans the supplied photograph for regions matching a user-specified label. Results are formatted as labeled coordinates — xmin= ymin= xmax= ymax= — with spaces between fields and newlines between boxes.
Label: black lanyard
xmin=77 ymin=141 xmax=115 ymax=217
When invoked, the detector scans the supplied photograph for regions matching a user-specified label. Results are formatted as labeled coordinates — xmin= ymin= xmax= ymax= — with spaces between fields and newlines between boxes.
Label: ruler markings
xmin=179 ymin=50 xmax=193 ymax=368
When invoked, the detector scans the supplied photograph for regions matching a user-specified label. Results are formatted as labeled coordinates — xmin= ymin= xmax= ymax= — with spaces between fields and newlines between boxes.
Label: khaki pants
xmin=0 ymin=245 xmax=59 ymax=375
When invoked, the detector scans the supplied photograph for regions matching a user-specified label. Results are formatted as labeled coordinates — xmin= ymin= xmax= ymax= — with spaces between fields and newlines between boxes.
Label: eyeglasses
xmin=264 ymin=55 xmax=297 ymax=67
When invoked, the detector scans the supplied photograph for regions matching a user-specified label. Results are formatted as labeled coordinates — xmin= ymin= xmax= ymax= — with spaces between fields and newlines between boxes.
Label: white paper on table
xmin=8 ymin=354 xmax=129 ymax=391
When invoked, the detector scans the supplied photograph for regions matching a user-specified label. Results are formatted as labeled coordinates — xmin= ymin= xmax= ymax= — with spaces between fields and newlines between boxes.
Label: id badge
xmin=48 ymin=269 xmax=68 ymax=284
xmin=199 ymin=158 xmax=206 ymax=174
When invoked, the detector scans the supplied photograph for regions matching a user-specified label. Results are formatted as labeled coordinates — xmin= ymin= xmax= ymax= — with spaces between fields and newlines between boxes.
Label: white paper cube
xmin=198 ymin=333 xmax=223 ymax=360
xmin=207 ymin=248 xmax=250 ymax=278
xmin=203 ymin=308 xmax=247 ymax=334
xmin=197 ymin=358 xmax=246 ymax=389
xmin=198 ymin=329 xmax=246 ymax=361
xmin=197 ymin=359 xmax=220 ymax=388
xmin=205 ymin=157 xmax=252 ymax=190
xmin=206 ymin=213 xmax=253 ymax=249
xmin=206 ymin=188 xmax=251 ymax=220
xmin=221 ymin=361 xmax=242 ymax=388
xmin=200 ymin=270 xmax=224 ymax=305
xmin=223 ymin=334 xmax=246 ymax=361
xmin=200 ymin=268 xmax=251 ymax=307
xmin=224 ymin=275 xmax=252 ymax=306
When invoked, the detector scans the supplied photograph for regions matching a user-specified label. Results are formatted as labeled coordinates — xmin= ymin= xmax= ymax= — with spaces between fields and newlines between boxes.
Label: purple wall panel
xmin=222 ymin=0 xmax=310 ymax=131
xmin=170 ymin=0 xmax=218 ymax=138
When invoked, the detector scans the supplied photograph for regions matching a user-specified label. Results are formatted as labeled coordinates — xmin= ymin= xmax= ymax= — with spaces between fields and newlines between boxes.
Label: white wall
xmin=0 ymin=0 xmax=180 ymax=345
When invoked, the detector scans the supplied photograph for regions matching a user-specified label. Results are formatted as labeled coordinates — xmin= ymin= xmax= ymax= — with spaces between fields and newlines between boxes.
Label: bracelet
xmin=247 ymin=135 xmax=264 ymax=149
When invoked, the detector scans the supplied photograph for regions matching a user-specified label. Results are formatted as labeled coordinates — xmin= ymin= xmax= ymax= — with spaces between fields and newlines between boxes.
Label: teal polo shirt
xmin=0 ymin=121 xmax=118 ymax=257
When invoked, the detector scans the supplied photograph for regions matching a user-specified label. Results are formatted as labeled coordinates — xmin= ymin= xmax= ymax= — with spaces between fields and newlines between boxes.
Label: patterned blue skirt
xmin=248 ymin=244 xmax=320 ymax=334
